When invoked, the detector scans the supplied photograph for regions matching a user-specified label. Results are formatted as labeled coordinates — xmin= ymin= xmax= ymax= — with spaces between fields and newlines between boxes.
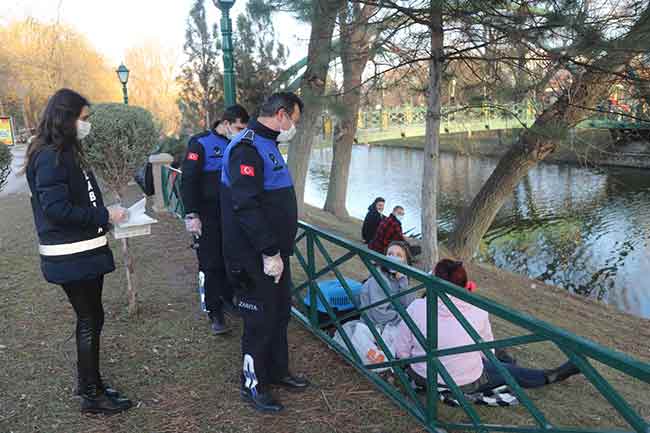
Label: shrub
xmin=83 ymin=103 xmax=160 ymax=201
xmin=0 ymin=144 xmax=11 ymax=192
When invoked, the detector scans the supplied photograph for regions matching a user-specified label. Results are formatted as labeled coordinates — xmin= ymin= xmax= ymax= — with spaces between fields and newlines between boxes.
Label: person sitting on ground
xmin=362 ymin=197 xmax=386 ymax=244
xmin=369 ymin=205 xmax=405 ymax=254
xmin=359 ymin=241 xmax=416 ymax=331
xmin=394 ymin=259 xmax=581 ymax=393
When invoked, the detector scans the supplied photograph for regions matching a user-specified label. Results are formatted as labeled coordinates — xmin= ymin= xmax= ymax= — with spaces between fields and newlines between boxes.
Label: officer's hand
xmin=263 ymin=253 xmax=284 ymax=284
xmin=185 ymin=214 xmax=202 ymax=236
xmin=108 ymin=206 xmax=128 ymax=224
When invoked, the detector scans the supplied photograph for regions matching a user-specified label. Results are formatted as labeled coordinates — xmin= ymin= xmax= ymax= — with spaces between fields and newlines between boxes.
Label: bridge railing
xmin=160 ymin=163 xmax=650 ymax=433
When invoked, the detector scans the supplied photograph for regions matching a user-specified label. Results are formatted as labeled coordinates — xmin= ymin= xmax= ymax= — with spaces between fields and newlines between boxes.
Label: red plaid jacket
xmin=368 ymin=214 xmax=404 ymax=254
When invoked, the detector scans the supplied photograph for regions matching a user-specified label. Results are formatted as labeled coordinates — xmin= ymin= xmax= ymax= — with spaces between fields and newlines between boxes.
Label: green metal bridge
xmin=160 ymin=165 xmax=650 ymax=433
xmin=318 ymin=103 xmax=650 ymax=145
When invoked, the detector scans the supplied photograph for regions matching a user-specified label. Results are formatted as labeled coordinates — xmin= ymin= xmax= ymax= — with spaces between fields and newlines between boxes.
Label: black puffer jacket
xmin=26 ymin=146 xmax=115 ymax=284
xmin=362 ymin=204 xmax=385 ymax=244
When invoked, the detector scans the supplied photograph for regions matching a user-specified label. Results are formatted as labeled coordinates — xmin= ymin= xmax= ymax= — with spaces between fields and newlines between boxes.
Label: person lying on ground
xmin=362 ymin=197 xmax=386 ymax=244
xmin=359 ymin=241 xmax=416 ymax=331
xmin=394 ymin=259 xmax=581 ymax=393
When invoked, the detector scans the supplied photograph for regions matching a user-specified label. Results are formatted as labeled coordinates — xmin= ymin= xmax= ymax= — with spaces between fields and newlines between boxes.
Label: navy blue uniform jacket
xmin=180 ymin=130 xmax=230 ymax=219
xmin=26 ymin=146 xmax=115 ymax=284
xmin=220 ymin=119 xmax=298 ymax=264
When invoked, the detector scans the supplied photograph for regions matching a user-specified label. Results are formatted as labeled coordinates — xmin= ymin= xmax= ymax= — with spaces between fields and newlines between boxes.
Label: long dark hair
xmin=23 ymin=88 xmax=90 ymax=172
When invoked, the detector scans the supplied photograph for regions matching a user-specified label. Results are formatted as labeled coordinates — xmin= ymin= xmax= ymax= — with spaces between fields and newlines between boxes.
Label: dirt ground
xmin=0 ymin=191 xmax=425 ymax=433
xmin=302 ymin=205 xmax=650 ymax=431
xmin=1 ymin=189 xmax=649 ymax=433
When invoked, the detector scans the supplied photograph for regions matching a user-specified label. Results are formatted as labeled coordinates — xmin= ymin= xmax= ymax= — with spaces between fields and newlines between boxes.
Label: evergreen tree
xmin=178 ymin=0 xmax=223 ymax=132
xmin=233 ymin=0 xmax=288 ymax=110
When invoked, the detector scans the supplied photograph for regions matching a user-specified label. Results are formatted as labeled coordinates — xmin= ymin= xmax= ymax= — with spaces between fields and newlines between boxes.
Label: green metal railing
xmin=160 ymin=165 xmax=650 ymax=433
xmin=334 ymin=103 xmax=650 ymax=145
xmin=161 ymin=165 xmax=185 ymax=218
xmin=291 ymin=224 xmax=650 ymax=433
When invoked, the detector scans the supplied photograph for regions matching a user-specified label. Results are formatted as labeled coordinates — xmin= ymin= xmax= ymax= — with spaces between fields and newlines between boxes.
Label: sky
xmin=0 ymin=0 xmax=310 ymax=69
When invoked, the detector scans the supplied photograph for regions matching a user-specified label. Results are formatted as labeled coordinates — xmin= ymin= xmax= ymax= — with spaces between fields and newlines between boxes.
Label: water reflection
xmin=305 ymin=145 xmax=650 ymax=318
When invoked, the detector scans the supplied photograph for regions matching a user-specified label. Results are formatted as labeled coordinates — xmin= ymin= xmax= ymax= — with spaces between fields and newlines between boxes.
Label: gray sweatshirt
xmin=359 ymin=269 xmax=416 ymax=329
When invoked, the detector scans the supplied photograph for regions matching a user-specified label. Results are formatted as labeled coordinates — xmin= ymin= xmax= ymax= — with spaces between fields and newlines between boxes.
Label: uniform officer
xmin=181 ymin=105 xmax=249 ymax=334
xmin=221 ymin=92 xmax=309 ymax=413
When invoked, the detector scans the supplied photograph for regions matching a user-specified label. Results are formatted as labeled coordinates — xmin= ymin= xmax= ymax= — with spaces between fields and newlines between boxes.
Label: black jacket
xmin=220 ymin=120 xmax=298 ymax=264
xmin=362 ymin=205 xmax=385 ymax=243
xmin=26 ymin=146 xmax=115 ymax=284
xmin=180 ymin=130 xmax=230 ymax=220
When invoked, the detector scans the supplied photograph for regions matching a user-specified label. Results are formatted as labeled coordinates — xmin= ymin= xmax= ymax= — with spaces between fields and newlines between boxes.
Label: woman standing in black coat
xmin=24 ymin=89 xmax=133 ymax=415
xmin=362 ymin=197 xmax=386 ymax=244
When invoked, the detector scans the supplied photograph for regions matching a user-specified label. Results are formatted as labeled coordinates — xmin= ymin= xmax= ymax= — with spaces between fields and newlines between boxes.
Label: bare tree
xmin=323 ymin=2 xmax=378 ymax=218
xmin=287 ymin=0 xmax=346 ymax=218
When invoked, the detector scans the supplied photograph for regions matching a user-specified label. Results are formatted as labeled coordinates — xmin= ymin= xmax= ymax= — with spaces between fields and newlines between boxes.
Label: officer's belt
xmin=39 ymin=235 xmax=108 ymax=256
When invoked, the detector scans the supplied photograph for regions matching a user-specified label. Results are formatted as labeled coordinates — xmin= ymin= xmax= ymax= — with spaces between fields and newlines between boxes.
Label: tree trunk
xmin=114 ymin=192 xmax=138 ymax=316
xmin=287 ymin=0 xmax=344 ymax=218
xmin=421 ymin=1 xmax=443 ymax=270
xmin=447 ymin=6 xmax=650 ymax=259
xmin=122 ymin=237 xmax=138 ymax=316
xmin=323 ymin=4 xmax=376 ymax=218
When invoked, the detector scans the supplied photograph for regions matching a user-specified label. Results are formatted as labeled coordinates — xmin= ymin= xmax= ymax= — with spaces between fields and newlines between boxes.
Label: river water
xmin=304 ymin=145 xmax=650 ymax=319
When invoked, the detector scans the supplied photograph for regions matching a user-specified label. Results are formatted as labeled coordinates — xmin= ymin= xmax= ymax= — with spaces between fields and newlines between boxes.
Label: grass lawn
xmin=0 ymin=190 xmax=424 ymax=433
xmin=1 ymin=188 xmax=649 ymax=433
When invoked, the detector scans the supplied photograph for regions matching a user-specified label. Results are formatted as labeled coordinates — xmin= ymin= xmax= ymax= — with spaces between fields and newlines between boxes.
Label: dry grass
xmin=1 ymin=188 xmax=649 ymax=433
xmin=301 ymin=204 xmax=650 ymax=431
xmin=0 ymin=191 xmax=424 ymax=433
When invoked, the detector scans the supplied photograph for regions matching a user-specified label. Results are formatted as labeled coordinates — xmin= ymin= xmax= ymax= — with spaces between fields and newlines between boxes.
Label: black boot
xmin=545 ymin=361 xmax=581 ymax=384
xmin=272 ymin=374 xmax=310 ymax=391
xmin=240 ymin=386 xmax=284 ymax=413
xmin=209 ymin=309 xmax=231 ymax=335
xmin=80 ymin=383 xmax=132 ymax=415
xmin=222 ymin=298 xmax=240 ymax=318
xmin=74 ymin=364 xmax=125 ymax=400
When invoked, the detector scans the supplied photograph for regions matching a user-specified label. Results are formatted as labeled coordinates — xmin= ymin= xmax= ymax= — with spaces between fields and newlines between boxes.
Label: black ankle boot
xmin=240 ymin=386 xmax=284 ymax=413
xmin=74 ymin=365 xmax=124 ymax=399
xmin=80 ymin=384 xmax=133 ymax=415
xmin=545 ymin=361 xmax=581 ymax=384
xmin=209 ymin=310 xmax=231 ymax=335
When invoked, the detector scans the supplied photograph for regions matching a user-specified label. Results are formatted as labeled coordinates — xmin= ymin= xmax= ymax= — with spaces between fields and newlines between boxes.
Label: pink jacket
xmin=394 ymin=296 xmax=494 ymax=386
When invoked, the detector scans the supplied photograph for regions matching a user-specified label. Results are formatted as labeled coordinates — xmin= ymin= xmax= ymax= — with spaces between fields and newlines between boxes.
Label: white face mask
xmin=277 ymin=114 xmax=297 ymax=142
xmin=77 ymin=120 xmax=91 ymax=140
xmin=225 ymin=126 xmax=235 ymax=140
xmin=394 ymin=213 xmax=404 ymax=222
xmin=388 ymin=253 xmax=405 ymax=263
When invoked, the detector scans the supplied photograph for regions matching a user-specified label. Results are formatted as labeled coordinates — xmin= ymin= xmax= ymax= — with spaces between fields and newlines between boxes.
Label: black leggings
xmin=61 ymin=276 xmax=105 ymax=389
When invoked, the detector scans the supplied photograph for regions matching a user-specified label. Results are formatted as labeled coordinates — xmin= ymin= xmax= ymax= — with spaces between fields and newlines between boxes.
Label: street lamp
xmin=116 ymin=63 xmax=130 ymax=105
xmin=215 ymin=0 xmax=237 ymax=107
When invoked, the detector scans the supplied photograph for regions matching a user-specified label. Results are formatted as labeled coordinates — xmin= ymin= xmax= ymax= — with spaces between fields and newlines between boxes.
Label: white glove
xmin=263 ymin=253 xmax=284 ymax=284
xmin=184 ymin=214 xmax=202 ymax=236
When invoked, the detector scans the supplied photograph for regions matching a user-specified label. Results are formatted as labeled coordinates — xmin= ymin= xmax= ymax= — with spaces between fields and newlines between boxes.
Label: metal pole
xmin=122 ymin=83 xmax=128 ymax=105
xmin=219 ymin=3 xmax=237 ymax=107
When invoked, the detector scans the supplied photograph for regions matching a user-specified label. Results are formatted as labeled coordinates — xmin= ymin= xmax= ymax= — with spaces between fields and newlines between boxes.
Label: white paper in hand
xmin=116 ymin=197 xmax=157 ymax=228
xmin=112 ymin=198 xmax=157 ymax=239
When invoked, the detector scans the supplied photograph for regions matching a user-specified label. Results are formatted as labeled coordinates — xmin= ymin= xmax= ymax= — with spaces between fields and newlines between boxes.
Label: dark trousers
xmin=61 ymin=276 xmax=105 ymax=389
xmin=197 ymin=212 xmax=232 ymax=314
xmin=233 ymin=257 xmax=291 ymax=390
xmin=475 ymin=359 xmax=547 ymax=392
xmin=407 ymin=358 xmax=547 ymax=392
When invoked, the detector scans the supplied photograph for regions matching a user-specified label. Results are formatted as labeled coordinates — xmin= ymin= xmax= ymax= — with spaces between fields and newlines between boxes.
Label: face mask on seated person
xmin=381 ymin=253 xmax=405 ymax=277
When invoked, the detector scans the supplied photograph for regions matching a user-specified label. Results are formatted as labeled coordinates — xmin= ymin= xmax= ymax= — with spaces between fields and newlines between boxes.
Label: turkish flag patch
xmin=240 ymin=165 xmax=255 ymax=177
xmin=187 ymin=152 xmax=199 ymax=161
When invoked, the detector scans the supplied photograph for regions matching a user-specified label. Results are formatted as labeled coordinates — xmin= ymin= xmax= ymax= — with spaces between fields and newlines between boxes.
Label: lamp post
xmin=215 ymin=0 xmax=237 ymax=107
xmin=116 ymin=63 xmax=130 ymax=105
